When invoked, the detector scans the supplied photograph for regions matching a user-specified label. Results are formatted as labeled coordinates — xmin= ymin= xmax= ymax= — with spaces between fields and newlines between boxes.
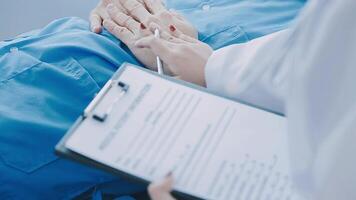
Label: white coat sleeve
xmin=205 ymin=29 xmax=294 ymax=115
xmin=285 ymin=1 xmax=356 ymax=199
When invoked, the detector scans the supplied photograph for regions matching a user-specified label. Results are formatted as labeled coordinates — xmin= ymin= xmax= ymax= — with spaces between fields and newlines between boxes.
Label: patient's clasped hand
xmin=90 ymin=0 xmax=199 ymax=74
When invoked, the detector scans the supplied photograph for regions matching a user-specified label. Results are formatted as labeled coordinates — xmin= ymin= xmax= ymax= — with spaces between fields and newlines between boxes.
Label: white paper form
xmin=65 ymin=65 xmax=301 ymax=200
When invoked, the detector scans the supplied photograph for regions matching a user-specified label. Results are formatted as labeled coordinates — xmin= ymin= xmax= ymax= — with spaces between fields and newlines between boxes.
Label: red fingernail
xmin=169 ymin=25 xmax=176 ymax=32
xmin=140 ymin=23 xmax=147 ymax=29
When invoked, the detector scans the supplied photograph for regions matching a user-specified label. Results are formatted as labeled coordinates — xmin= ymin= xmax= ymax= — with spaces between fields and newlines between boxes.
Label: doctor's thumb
xmin=148 ymin=174 xmax=176 ymax=200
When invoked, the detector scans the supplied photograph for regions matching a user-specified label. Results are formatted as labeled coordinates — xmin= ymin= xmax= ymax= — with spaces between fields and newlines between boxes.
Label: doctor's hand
xmin=148 ymin=174 xmax=176 ymax=200
xmin=135 ymin=24 xmax=213 ymax=86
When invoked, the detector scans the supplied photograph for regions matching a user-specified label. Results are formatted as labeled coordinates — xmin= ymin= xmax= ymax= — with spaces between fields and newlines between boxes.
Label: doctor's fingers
xmin=103 ymin=20 xmax=135 ymax=46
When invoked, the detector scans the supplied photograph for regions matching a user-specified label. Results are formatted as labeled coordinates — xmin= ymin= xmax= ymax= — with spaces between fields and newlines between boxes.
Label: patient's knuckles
xmin=156 ymin=10 xmax=173 ymax=20
xmin=139 ymin=29 xmax=152 ymax=37
xmin=151 ymin=0 xmax=166 ymax=8
xmin=119 ymin=27 xmax=129 ymax=35
xmin=114 ymin=12 xmax=127 ymax=22
xmin=113 ymin=13 xmax=123 ymax=23
xmin=130 ymin=0 xmax=142 ymax=8
xmin=107 ymin=21 xmax=117 ymax=31
xmin=105 ymin=22 xmax=114 ymax=32
xmin=112 ymin=26 xmax=126 ymax=37
xmin=111 ymin=26 xmax=120 ymax=35
xmin=120 ymin=0 xmax=130 ymax=6
xmin=126 ymin=19 xmax=138 ymax=31
xmin=122 ymin=0 xmax=141 ymax=11
xmin=133 ymin=33 xmax=144 ymax=41
xmin=103 ymin=0 xmax=113 ymax=6
xmin=145 ymin=15 xmax=160 ymax=26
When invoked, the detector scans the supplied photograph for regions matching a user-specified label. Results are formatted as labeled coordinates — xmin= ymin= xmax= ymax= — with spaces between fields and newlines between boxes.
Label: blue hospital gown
xmin=0 ymin=0 xmax=305 ymax=199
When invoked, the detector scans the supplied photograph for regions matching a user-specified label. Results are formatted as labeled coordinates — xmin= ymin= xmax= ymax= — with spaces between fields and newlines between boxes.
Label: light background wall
xmin=0 ymin=0 xmax=98 ymax=40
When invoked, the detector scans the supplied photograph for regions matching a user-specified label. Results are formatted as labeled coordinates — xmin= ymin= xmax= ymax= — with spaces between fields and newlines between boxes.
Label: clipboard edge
xmin=55 ymin=63 xmax=201 ymax=200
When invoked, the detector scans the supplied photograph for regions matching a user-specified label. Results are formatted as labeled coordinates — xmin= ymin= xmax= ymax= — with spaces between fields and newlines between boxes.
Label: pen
xmin=154 ymin=29 xmax=164 ymax=75
xmin=84 ymin=79 xmax=113 ymax=118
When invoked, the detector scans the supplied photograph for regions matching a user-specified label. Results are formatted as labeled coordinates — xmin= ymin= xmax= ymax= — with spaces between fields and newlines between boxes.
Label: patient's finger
xmin=110 ymin=0 xmax=128 ymax=13
xmin=144 ymin=0 xmax=166 ymax=14
xmin=103 ymin=20 xmax=135 ymax=45
xmin=107 ymin=4 xmax=140 ymax=34
xmin=119 ymin=0 xmax=151 ymax=22
xmin=90 ymin=12 xmax=103 ymax=33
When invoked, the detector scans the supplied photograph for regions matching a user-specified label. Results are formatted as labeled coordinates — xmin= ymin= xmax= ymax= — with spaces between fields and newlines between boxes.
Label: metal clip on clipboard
xmin=83 ymin=80 xmax=129 ymax=122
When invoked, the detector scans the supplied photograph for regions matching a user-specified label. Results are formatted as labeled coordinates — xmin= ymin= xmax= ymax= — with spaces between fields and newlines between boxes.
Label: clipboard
xmin=55 ymin=63 xmax=205 ymax=200
xmin=56 ymin=63 xmax=293 ymax=200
